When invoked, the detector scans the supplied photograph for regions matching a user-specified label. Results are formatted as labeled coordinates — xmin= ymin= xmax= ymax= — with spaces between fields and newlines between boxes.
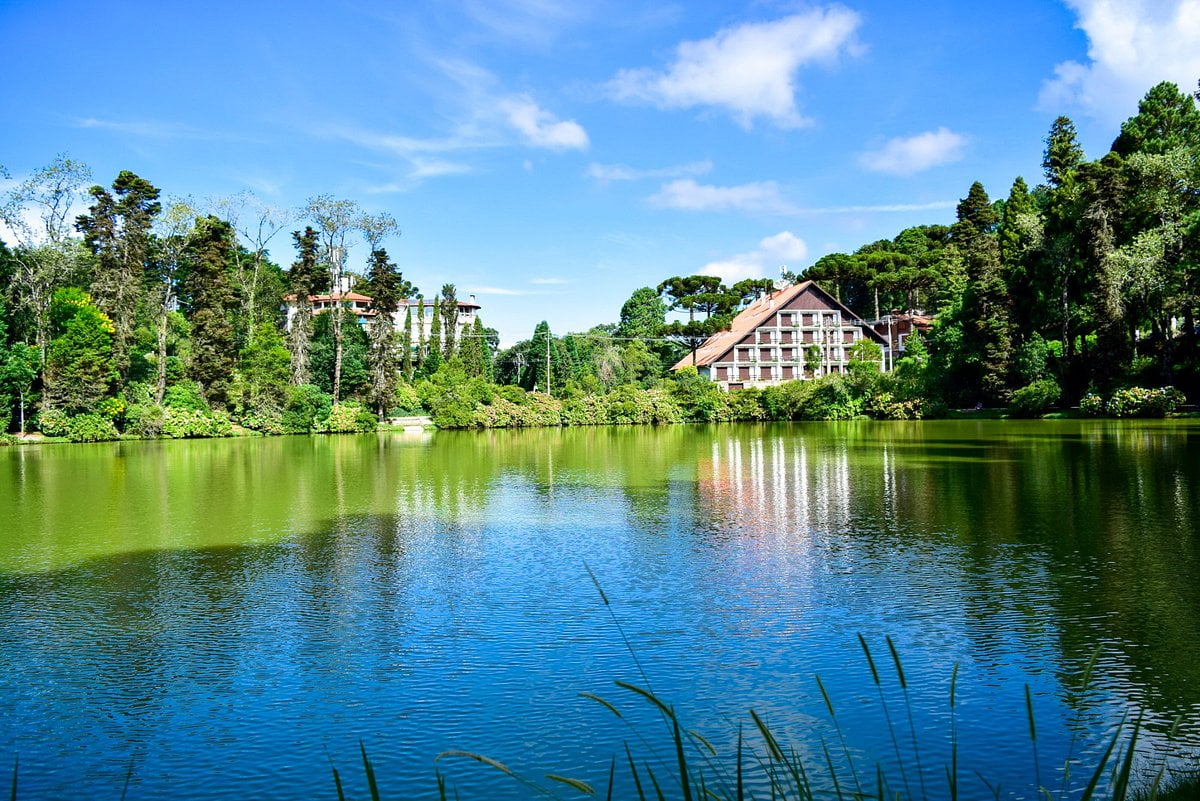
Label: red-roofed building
xmin=670 ymin=280 xmax=888 ymax=390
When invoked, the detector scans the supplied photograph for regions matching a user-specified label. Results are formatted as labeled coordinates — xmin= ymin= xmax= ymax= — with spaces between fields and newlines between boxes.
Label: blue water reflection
xmin=1 ymin=421 xmax=1198 ymax=799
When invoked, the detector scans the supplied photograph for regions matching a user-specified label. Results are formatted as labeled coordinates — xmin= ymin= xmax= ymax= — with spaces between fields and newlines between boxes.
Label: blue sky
xmin=2 ymin=0 xmax=1198 ymax=344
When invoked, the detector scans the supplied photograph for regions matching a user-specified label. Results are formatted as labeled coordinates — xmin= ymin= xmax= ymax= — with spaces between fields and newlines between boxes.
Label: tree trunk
xmin=155 ymin=306 xmax=169 ymax=405
xmin=333 ymin=304 xmax=344 ymax=402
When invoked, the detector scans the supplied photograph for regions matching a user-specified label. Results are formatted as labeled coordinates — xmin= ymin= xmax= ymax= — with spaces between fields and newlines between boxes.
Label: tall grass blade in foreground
xmin=887 ymin=635 xmax=928 ymax=800
xmin=859 ymin=634 xmax=912 ymax=800
xmin=816 ymin=673 xmax=863 ymax=796
xmin=360 ymin=740 xmax=381 ymax=801
xmin=1026 ymin=684 xmax=1041 ymax=794
xmin=119 ymin=756 xmax=135 ymax=801
xmin=585 ymin=561 xmax=653 ymax=691
xmin=948 ymin=663 xmax=959 ymax=801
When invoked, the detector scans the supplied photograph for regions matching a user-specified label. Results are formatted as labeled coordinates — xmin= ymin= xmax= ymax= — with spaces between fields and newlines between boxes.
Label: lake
xmin=2 ymin=421 xmax=1199 ymax=800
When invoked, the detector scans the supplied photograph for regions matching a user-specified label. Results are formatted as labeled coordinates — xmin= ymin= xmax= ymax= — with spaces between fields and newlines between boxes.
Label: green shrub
xmin=865 ymin=391 xmax=925 ymax=420
xmin=161 ymin=407 xmax=234 ymax=438
xmin=1080 ymin=393 xmax=1105 ymax=416
xmin=238 ymin=408 xmax=285 ymax=435
xmin=800 ymin=375 xmax=861 ymax=420
xmin=65 ymin=413 xmax=119 ymax=442
xmin=1105 ymin=386 xmax=1184 ymax=418
xmin=124 ymin=403 xmax=166 ymax=437
xmin=37 ymin=408 xmax=71 ymax=437
xmin=282 ymin=384 xmax=333 ymax=433
xmin=727 ymin=387 xmax=766 ymax=421
xmin=1008 ymin=379 xmax=1062 ymax=418
xmin=162 ymin=381 xmax=209 ymax=411
xmin=315 ymin=402 xmax=378 ymax=433
xmin=390 ymin=383 xmax=422 ymax=416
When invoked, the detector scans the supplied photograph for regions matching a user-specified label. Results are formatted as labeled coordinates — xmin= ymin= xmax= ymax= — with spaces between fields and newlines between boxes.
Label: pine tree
xmin=1041 ymin=117 xmax=1086 ymax=368
xmin=440 ymin=283 xmax=459 ymax=358
xmin=424 ymin=298 xmax=443 ymax=375
xmin=1111 ymin=81 xmax=1200 ymax=157
xmin=997 ymin=177 xmax=1043 ymax=340
xmin=76 ymin=170 xmax=161 ymax=382
xmin=184 ymin=216 xmax=237 ymax=407
xmin=953 ymin=182 xmax=1014 ymax=403
xmin=287 ymin=227 xmax=324 ymax=386
xmin=416 ymin=297 xmax=427 ymax=374
xmin=400 ymin=305 xmax=414 ymax=380
xmin=365 ymin=248 xmax=404 ymax=415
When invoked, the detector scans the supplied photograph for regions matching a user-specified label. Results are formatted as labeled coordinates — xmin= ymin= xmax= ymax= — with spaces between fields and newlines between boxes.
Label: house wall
xmin=705 ymin=288 xmax=882 ymax=391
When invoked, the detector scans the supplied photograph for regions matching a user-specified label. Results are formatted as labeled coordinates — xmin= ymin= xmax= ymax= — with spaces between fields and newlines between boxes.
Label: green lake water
xmin=1 ymin=421 xmax=1198 ymax=799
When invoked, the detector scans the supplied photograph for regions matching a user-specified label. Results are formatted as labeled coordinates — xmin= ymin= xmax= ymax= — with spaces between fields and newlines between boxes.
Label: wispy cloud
xmin=466 ymin=285 xmax=530 ymax=296
xmin=858 ymin=128 xmax=967 ymax=175
xmin=530 ymin=277 xmax=569 ymax=285
xmin=460 ymin=0 xmax=592 ymax=46
xmin=800 ymin=200 xmax=957 ymax=213
xmin=499 ymin=95 xmax=589 ymax=150
xmin=587 ymin=160 xmax=712 ymax=182
xmin=699 ymin=231 xmax=809 ymax=283
xmin=649 ymin=179 xmax=798 ymax=215
xmin=1039 ymin=0 xmax=1200 ymax=123
xmin=74 ymin=117 xmax=258 ymax=142
xmin=609 ymin=7 xmax=862 ymax=129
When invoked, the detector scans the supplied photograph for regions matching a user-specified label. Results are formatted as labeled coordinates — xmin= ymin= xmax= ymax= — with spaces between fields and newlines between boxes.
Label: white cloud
xmin=530 ymin=277 xmax=569 ymax=285
xmin=499 ymin=95 xmax=589 ymax=150
xmin=649 ymin=179 xmax=798 ymax=215
xmin=609 ymin=7 xmax=861 ymax=129
xmin=858 ymin=128 xmax=967 ymax=175
xmin=699 ymin=231 xmax=809 ymax=283
xmin=587 ymin=160 xmax=713 ymax=182
xmin=1039 ymin=0 xmax=1200 ymax=122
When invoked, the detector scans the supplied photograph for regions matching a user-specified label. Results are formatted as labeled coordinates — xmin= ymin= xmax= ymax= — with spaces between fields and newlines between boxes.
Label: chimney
xmin=469 ymin=294 xmax=476 ymax=304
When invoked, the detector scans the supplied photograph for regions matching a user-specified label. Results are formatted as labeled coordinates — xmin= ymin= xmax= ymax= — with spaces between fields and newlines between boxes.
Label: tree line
xmin=1 ymin=78 xmax=1196 ymax=440
xmin=0 ymin=169 xmax=496 ymax=440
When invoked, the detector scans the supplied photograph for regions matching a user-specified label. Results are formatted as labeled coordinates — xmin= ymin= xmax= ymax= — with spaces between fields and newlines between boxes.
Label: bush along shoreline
xmin=4 ymin=359 xmax=1192 ymax=445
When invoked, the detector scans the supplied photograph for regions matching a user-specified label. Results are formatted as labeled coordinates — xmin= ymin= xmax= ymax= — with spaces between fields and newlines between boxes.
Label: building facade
xmin=284 ymin=291 xmax=481 ymax=346
xmin=671 ymin=280 xmax=889 ymax=390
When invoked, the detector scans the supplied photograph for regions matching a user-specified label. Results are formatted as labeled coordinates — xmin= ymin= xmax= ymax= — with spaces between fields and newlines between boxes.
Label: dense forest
xmin=1 ymin=80 xmax=1197 ymax=440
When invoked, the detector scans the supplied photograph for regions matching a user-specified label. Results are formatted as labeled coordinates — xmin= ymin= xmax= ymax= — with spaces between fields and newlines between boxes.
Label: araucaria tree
xmin=75 ymin=170 xmax=161 ymax=380
xmin=287 ymin=227 xmax=324 ymax=385
xmin=183 ymin=216 xmax=237 ymax=407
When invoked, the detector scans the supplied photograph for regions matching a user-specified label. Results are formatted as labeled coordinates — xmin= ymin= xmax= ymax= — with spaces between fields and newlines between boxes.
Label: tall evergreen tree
xmin=76 ymin=170 xmax=161 ymax=381
xmin=364 ymin=248 xmax=410 ymax=415
xmin=400 ymin=305 xmax=414 ymax=380
xmin=1111 ymin=81 xmax=1200 ymax=157
xmin=1041 ymin=117 xmax=1087 ymax=368
xmin=440 ymin=283 xmax=459 ymax=358
xmin=416 ymin=297 xmax=427 ymax=374
xmin=953 ymin=182 xmax=1014 ymax=403
xmin=424 ymin=298 xmax=443 ymax=375
xmin=616 ymin=287 xmax=667 ymax=340
xmin=997 ymin=177 xmax=1043 ymax=340
xmin=184 ymin=216 xmax=237 ymax=407
xmin=287 ymin=227 xmax=324 ymax=386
